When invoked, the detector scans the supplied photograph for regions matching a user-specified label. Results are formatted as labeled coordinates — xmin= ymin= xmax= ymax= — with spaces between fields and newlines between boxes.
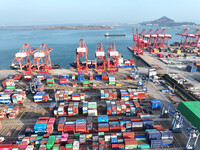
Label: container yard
xmin=0 ymin=25 xmax=199 ymax=150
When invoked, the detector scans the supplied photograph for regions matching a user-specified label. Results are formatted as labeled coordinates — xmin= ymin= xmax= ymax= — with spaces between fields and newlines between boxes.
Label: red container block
xmin=123 ymin=132 xmax=135 ymax=139
xmin=124 ymin=138 xmax=137 ymax=145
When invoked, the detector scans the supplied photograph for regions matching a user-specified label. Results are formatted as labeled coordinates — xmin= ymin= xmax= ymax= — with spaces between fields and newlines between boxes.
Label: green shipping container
xmin=65 ymin=144 xmax=73 ymax=148
xmin=52 ymin=146 xmax=59 ymax=150
xmin=178 ymin=101 xmax=200 ymax=131
xmin=83 ymin=80 xmax=90 ymax=84
xmin=46 ymin=136 xmax=55 ymax=150
xmin=74 ymin=133 xmax=80 ymax=139
xmin=6 ymin=86 xmax=15 ymax=90
xmin=36 ymin=136 xmax=43 ymax=140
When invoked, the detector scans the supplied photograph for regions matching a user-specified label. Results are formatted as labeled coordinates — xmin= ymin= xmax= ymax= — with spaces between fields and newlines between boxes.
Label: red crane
xmin=155 ymin=29 xmax=172 ymax=48
xmin=107 ymin=43 xmax=119 ymax=72
xmin=140 ymin=29 xmax=151 ymax=49
xmin=95 ymin=43 xmax=106 ymax=73
xmin=176 ymin=28 xmax=195 ymax=48
xmin=12 ymin=43 xmax=38 ymax=72
xmin=76 ymin=39 xmax=88 ymax=73
xmin=191 ymin=29 xmax=200 ymax=47
xmin=33 ymin=43 xmax=53 ymax=71
xmin=132 ymin=28 xmax=148 ymax=55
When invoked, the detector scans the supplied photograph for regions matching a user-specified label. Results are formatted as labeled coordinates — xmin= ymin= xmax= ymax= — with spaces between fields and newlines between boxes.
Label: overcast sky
xmin=0 ymin=0 xmax=199 ymax=26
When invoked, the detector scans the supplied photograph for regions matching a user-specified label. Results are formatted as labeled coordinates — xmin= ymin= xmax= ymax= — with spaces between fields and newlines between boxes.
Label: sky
xmin=0 ymin=0 xmax=200 ymax=26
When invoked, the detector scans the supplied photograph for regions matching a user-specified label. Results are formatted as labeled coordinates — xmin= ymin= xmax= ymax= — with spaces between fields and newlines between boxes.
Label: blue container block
xmin=98 ymin=115 xmax=108 ymax=123
xmin=151 ymin=100 xmax=161 ymax=110
xmin=147 ymin=131 xmax=161 ymax=140
xmin=150 ymin=139 xmax=163 ymax=148
xmin=96 ymin=75 xmax=102 ymax=80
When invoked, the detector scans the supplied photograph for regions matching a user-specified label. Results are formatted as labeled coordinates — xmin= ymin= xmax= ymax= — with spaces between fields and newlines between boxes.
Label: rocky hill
xmin=140 ymin=16 xmax=196 ymax=26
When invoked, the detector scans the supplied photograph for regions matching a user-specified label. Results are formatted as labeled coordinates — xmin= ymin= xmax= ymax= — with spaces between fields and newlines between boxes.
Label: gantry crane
xmin=132 ymin=28 xmax=149 ymax=55
xmin=107 ymin=43 xmax=119 ymax=72
xmin=33 ymin=43 xmax=53 ymax=71
xmin=140 ymin=29 xmax=151 ymax=49
xmin=176 ymin=28 xmax=195 ymax=49
xmin=191 ymin=29 xmax=200 ymax=47
xmin=11 ymin=43 xmax=38 ymax=72
xmin=156 ymin=29 xmax=172 ymax=48
xmin=76 ymin=39 xmax=88 ymax=73
xmin=95 ymin=43 xmax=106 ymax=73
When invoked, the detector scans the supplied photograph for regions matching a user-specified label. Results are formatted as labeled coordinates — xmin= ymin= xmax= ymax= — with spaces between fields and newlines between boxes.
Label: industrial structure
xmin=76 ymin=39 xmax=88 ymax=73
xmin=33 ymin=43 xmax=53 ymax=72
xmin=94 ymin=43 xmax=106 ymax=73
xmin=107 ymin=43 xmax=119 ymax=72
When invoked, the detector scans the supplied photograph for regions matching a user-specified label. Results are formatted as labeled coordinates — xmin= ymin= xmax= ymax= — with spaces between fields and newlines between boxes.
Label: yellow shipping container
xmin=154 ymin=49 xmax=159 ymax=53
xmin=116 ymin=84 xmax=122 ymax=86
xmin=177 ymin=50 xmax=181 ymax=54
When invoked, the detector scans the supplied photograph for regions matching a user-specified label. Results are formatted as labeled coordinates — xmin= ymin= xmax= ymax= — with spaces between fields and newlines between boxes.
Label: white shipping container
xmin=73 ymin=141 xmax=80 ymax=150
xmin=77 ymin=48 xmax=86 ymax=53
xmin=15 ymin=52 xmax=27 ymax=58
xmin=34 ymin=52 xmax=45 ymax=57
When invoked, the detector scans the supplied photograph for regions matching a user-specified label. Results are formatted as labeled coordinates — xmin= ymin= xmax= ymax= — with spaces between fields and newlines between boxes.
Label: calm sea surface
xmin=0 ymin=26 xmax=183 ymax=69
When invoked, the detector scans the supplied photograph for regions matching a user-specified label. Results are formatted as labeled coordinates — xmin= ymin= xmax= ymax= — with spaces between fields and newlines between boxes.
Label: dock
xmin=127 ymin=47 xmax=161 ymax=69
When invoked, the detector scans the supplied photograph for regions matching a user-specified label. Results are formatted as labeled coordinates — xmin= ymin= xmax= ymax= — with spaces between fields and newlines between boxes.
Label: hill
xmin=140 ymin=16 xmax=196 ymax=26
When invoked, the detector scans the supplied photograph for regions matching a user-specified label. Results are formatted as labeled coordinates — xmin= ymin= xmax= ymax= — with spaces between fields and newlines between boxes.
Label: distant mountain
xmin=140 ymin=16 xmax=196 ymax=26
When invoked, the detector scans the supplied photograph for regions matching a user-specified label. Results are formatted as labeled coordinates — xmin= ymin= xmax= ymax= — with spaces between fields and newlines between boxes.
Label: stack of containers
xmin=96 ymin=74 xmax=102 ymax=80
xmin=72 ymin=93 xmax=85 ymax=101
xmin=64 ymin=121 xmax=76 ymax=133
xmin=0 ymin=92 xmax=11 ymax=104
xmin=98 ymin=116 xmax=109 ymax=132
xmin=120 ymin=89 xmax=130 ymax=101
xmin=57 ymin=117 xmax=66 ymax=132
xmin=78 ymin=73 xmax=84 ymax=81
xmin=34 ymin=117 xmax=49 ymax=134
xmin=88 ymin=102 xmax=98 ymax=116
xmin=49 ymin=102 xmax=57 ymax=112
xmin=160 ymin=131 xmax=173 ymax=146
xmin=87 ymin=117 xmax=93 ymax=133
xmin=46 ymin=117 xmax=55 ymax=133
xmin=106 ymin=101 xmax=136 ymax=116
xmin=8 ymin=106 xmax=20 ymax=119
xmin=132 ymin=118 xmax=143 ymax=131
xmin=151 ymin=100 xmax=161 ymax=110
xmin=72 ymin=74 xmax=76 ymax=81
xmin=62 ymin=75 xmax=69 ymax=80
xmin=0 ymin=105 xmax=8 ymax=119
xmin=123 ymin=132 xmax=138 ymax=149
xmin=60 ymin=78 xmax=67 ymax=85
xmin=109 ymin=121 xmax=120 ymax=132
xmin=82 ymin=102 xmax=88 ymax=116
xmin=140 ymin=114 xmax=154 ymax=130
xmin=89 ymin=73 xmax=93 ymax=80
xmin=72 ymin=83 xmax=77 ymax=87
xmin=46 ymin=78 xmax=54 ymax=86
xmin=133 ymin=101 xmax=141 ymax=113
xmin=102 ymin=72 xmax=108 ymax=80
xmin=46 ymin=136 xmax=55 ymax=149
xmin=57 ymin=103 xmax=64 ymax=117
xmin=34 ymin=91 xmax=49 ymax=103
xmin=68 ymin=102 xmax=79 ymax=117
xmin=45 ymin=73 xmax=52 ymax=79
xmin=147 ymin=131 xmax=162 ymax=148
xmin=54 ymin=90 xmax=73 ymax=101
xmin=12 ymin=91 xmax=26 ymax=105
xmin=76 ymin=119 xmax=87 ymax=133
xmin=108 ymin=75 xmax=115 ymax=85
xmin=2 ymin=79 xmax=15 ymax=90
xmin=100 ymin=89 xmax=117 ymax=101
xmin=61 ymin=133 xmax=68 ymax=145
xmin=82 ymin=80 xmax=90 ymax=87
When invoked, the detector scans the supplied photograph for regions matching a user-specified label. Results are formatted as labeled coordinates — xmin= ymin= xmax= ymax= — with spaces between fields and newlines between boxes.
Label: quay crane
xmin=94 ymin=43 xmax=106 ymax=73
xmin=191 ymin=29 xmax=200 ymax=47
xmin=33 ymin=43 xmax=53 ymax=72
xmin=76 ymin=39 xmax=88 ymax=73
xmin=11 ymin=43 xmax=38 ymax=72
xmin=176 ymin=28 xmax=195 ymax=49
xmin=155 ymin=29 xmax=172 ymax=49
xmin=107 ymin=43 xmax=119 ymax=72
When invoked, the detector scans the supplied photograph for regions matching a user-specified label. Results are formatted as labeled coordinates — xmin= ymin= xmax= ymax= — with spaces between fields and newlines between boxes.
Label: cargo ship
xmin=104 ymin=32 xmax=126 ymax=37
xmin=70 ymin=55 xmax=135 ymax=68
xmin=10 ymin=63 xmax=60 ymax=70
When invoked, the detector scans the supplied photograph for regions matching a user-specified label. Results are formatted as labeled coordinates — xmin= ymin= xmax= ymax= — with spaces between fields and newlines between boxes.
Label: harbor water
xmin=0 ymin=26 xmax=184 ymax=69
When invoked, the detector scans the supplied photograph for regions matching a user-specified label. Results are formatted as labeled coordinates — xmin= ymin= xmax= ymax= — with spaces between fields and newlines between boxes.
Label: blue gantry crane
xmin=29 ymin=78 xmax=41 ymax=94
xmin=137 ymin=75 xmax=148 ymax=92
